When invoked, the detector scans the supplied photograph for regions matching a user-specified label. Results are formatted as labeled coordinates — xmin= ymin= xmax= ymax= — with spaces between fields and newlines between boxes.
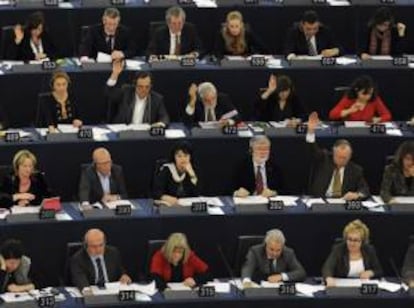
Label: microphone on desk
xmin=217 ymin=245 xmax=241 ymax=296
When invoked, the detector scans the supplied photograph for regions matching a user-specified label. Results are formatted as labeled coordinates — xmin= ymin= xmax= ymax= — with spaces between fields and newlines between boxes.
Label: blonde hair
xmin=162 ymin=233 xmax=191 ymax=264
xmin=50 ymin=70 xmax=70 ymax=90
xmin=12 ymin=150 xmax=37 ymax=174
xmin=222 ymin=11 xmax=246 ymax=55
xmin=343 ymin=219 xmax=370 ymax=244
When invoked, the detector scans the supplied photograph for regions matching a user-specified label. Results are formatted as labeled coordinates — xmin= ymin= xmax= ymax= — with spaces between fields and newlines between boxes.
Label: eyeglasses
xmin=346 ymin=237 xmax=362 ymax=243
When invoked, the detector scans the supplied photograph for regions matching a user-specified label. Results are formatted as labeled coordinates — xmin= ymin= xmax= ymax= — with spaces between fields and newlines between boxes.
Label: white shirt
xmin=348 ymin=259 xmax=365 ymax=278
xmin=132 ymin=94 xmax=147 ymax=124
xmin=89 ymin=255 xmax=109 ymax=284
xmin=253 ymin=161 xmax=268 ymax=191
xmin=169 ymin=31 xmax=181 ymax=55
xmin=30 ymin=38 xmax=44 ymax=56
xmin=97 ymin=172 xmax=111 ymax=195
xmin=326 ymin=166 xmax=345 ymax=197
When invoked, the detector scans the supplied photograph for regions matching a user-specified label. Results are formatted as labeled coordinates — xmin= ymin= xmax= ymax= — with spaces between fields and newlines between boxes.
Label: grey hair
xmin=333 ymin=139 xmax=352 ymax=152
xmin=265 ymin=229 xmax=285 ymax=246
xmin=165 ymin=6 xmax=186 ymax=23
xmin=249 ymin=135 xmax=271 ymax=149
xmin=198 ymin=82 xmax=217 ymax=99
xmin=103 ymin=7 xmax=121 ymax=20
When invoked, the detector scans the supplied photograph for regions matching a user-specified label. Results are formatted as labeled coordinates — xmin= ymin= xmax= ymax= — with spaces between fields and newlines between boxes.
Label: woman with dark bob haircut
xmin=380 ymin=141 xmax=414 ymax=203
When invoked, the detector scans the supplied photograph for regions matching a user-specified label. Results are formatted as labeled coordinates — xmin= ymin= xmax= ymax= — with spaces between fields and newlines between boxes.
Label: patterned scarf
xmin=369 ymin=28 xmax=391 ymax=55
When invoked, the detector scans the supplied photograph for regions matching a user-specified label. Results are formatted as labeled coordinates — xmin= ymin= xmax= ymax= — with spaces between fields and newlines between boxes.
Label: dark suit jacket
xmin=79 ymin=24 xmax=136 ymax=59
xmin=234 ymin=156 xmax=283 ymax=194
xmin=380 ymin=163 xmax=414 ymax=203
xmin=146 ymin=23 xmax=202 ymax=56
xmin=241 ymin=243 xmax=306 ymax=282
xmin=361 ymin=26 xmax=406 ymax=56
xmin=255 ymin=92 xmax=306 ymax=122
xmin=322 ymin=242 xmax=383 ymax=278
xmin=108 ymin=84 xmax=170 ymax=125
xmin=284 ymin=22 xmax=341 ymax=56
xmin=0 ymin=172 xmax=52 ymax=208
xmin=402 ymin=244 xmax=414 ymax=283
xmin=307 ymin=141 xmax=370 ymax=199
xmin=78 ymin=164 xmax=128 ymax=204
xmin=6 ymin=32 xmax=57 ymax=61
xmin=37 ymin=93 xmax=80 ymax=127
xmin=70 ymin=245 xmax=126 ymax=290
xmin=183 ymin=93 xmax=240 ymax=126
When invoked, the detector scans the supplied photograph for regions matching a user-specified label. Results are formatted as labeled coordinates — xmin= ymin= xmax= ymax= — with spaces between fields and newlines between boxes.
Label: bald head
xmin=92 ymin=147 xmax=112 ymax=176
xmin=84 ymin=228 xmax=106 ymax=257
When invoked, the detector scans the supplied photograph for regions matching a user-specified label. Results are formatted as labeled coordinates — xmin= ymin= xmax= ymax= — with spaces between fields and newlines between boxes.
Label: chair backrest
xmin=144 ymin=239 xmax=166 ymax=280
xmin=78 ymin=25 xmax=91 ymax=56
xmin=148 ymin=21 xmax=166 ymax=40
xmin=62 ymin=242 xmax=83 ymax=286
xmin=0 ymin=165 xmax=12 ymax=184
xmin=234 ymin=235 xmax=264 ymax=276
xmin=1 ymin=25 xmax=15 ymax=60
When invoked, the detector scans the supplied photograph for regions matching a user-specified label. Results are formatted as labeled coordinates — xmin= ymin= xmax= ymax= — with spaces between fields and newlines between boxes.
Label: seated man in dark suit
xmin=241 ymin=229 xmax=306 ymax=286
xmin=184 ymin=82 xmax=240 ymax=126
xmin=70 ymin=229 xmax=131 ymax=294
xmin=234 ymin=136 xmax=282 ymax=198
xmin=146 ymin=6 xmax=202 ymax=59
xmin=306 ymin=112 xmax=370 ymax=200
xmin=108 ymin=60 xmax=170 ymax=126
xmin=284 ymin=10 xmax=341 ymax=60
xmin=79 ymin=7 xmax=136 ymax=61
xmin=79 ymin=147 xmax=127 ymax=206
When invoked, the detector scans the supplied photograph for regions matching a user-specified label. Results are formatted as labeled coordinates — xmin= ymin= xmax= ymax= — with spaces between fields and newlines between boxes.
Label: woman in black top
xmin=214 ymin=10 xmax=266 ymax=59
xmin=0 ymin=150 xmax=51 ymax=208
xmin=255 ymin=74 xmax=306 ymax=125
xmin=6 ymin=11 xmax=56 ymax=61
xmin=361 ymin=7 xmax=406 ymax=59
xmin=38 ymin=71 xmax=82 ymax=131
xmin=153 ymin=142 xmax=200 ymax=206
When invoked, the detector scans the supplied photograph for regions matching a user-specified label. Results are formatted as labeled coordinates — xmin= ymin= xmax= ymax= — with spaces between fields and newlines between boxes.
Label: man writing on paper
xmin=183 ymin=82 xmax=240 ymax=127
xmin=79 ymin=147 xmax=127 ymax=206
xmin=241 ymin=229 xmax=306 ymax=286
xmin=306 ymin=112 xmax=370 ymax=200
xmin=108 ymin=60 xmax=170 ymax=126
xmin=70 ymin=229 xmax=131 ymax=294
xmin=234 ymin=136 xmax=283 ymax=198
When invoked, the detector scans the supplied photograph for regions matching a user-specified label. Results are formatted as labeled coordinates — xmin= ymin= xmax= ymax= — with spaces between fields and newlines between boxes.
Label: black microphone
xmin=217 ymin=245 xmax=241 ymax=296
xmin=389 ymin=258 xmax=405 ymax=293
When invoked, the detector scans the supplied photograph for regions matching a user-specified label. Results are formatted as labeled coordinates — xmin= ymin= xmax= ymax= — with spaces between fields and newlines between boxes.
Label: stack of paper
xmin=296 ymin=283 xmax=325 ymax=297
xmin=393 ymin=197 xmax=414 ymax=204
xmin=104 ymin=199 xmax=135 ymax=210
xmin=178 ymin=197 xmax=223 ymax=207
xmin=334 ymin=278 xmax=378 ymax=287
xmin=233 ymin=196 xmax=268 ymax=205
xmin=0 ymin=292 xmax=33 ymax=303
xmin=165 ymin=129 xmax=186 ymax=139
xmin=132 ymin=281 xmax=157 ymax=296
xmin=378 ymin=281 xmax=402 ymax=292
xmin=166 ymin=282 xmax=192 ymax=291
xmin=269 ymin=196 xmax=298 ymax=206
xmin=57 ymin=124 xmax=78 ymax=133
xmin=96 ymin=52 xmax=112 ymax=63
xmin=260 ymin=281 xmax=281 ymax=288
xmin=11 ymin=206 xmax=40 ymax=214
xmin=336 ymin=57 xmax=357 ymax=65
xmin=266 ymin=59 xmax=282 ymax=68
xmin=303 ymin=198 xmax=325 ymax=208
xmin=325 ymin=198 xmax=346 ymax=204
xmin=193 ymin=0 xmax=217 ymax=7
xmin=370 ymin=55 xmax=393 ymax=60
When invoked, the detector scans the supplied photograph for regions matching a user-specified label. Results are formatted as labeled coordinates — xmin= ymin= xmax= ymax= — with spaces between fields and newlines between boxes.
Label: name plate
xmin=360 ymin=283 xmax=379 ymax=295
xmin=370 ymin=124 xmax=386 ymax=134
xmin=180 ymin=56 xmax=196 ymax=67
xmin=279 ymin=283 xmax=296 ymax=295
xmin=118 ymin=290 xmax=135 ymax=301
xmin=115 ymin=204 xmax=132 ymax=216
xmin=42 ymin=61 xmax=57 ymax=70
xmin=150 ymin=126 xmax=165 ymax=136
xmin=250 ymin=56 xmax=266 ymax=67
xmin=191 ymin=202 xmax=207 ymax=213
xmin=321 ymin=57 xmax=336 ymax=66
xmin=37 ymin=295 xmax=55 ymax=307
xmin=5 ymin=132 xmax=20 ymax=142
xmin=222 ymin=125 xmax=237 ymax=135
xmin=198 ymin=286 xmax=215 ymax=297
xmin=296 ymin=124 xmax=307 ymax=134
xmin=393 ymin=57 xmax=408 ymax=66
xmin=78 ymin=127 xmax=93 ymax=139
xmin=268 ymin=200 xmax=284 ymax=210
xmin=345 ymin=200 xmax=362 ymax=211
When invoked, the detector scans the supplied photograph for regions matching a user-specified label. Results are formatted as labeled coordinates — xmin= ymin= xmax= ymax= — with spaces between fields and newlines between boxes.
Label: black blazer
xmin=37 ymin=93 xmax=80 ymax=127
xmin=284 ymin=22 xmax=341 ymax=56
xmin=108 ymin=85 xmax=170 ymax=125
xmin=361 ymin=26 xmax=406 ymax=56
xmin=153 ymin=165 xmax=200 ymax=200
xmin=234 ymin=156 xmax=283 ymax=195
xmin=6 ymin=31 xmax=57 ymax=61
xmin=183 ymin=93 xmax=240 ymax=126
xmin=79 ymin=24 xmax=136 ymax=59
xmin=380 ymin=163 xmax=414 ymax=203
xmin=307 ymin=142 xmax=370 ymax=199
xmin=322 ymin=242 xmax=383 ymax=278
xmin=241 ymin=244 xmax=306 ymax=282
xmin=70 ymin=245 xmax=126 ymax=290
xmin=0 ymin=172 xmax=52 ymax=208
xmin=78 ymin=164 xmax=128 ymax=204
xmin=213 ymin=27 xmax=267 ymax=58
xmin=255 ymin=92 xmax=306 ymax=122
xmin=146 ymin=23 xmax=203 ymax=56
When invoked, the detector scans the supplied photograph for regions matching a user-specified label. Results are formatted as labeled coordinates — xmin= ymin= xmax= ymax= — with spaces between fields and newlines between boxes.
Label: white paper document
xmin=378 ymin=281 xmax=402 ymax=292
xmin=296 ymin=283 xmax=325 ymax=297
xmin=65 ymin=287 xmax=83 ymax=298
xmin=238 ymin=129 xmax=253 ymax=138
xmin=125 ymin=59 xmax=145 ymax=70
xmin=166 ymin=282 xmax=192 ymax=291
xmin=165 ymin=129 xmax=186 ymax=139
xmin=294 ymin=55 xmax=322 ymax=60
xmin=199 ymin=121 xmax=220 ymax=129
xmin=334 ymin=278 xmax=378 ymax=287
xmin=344 ymin=121 xmax=367 ymax=128
xmin=132 ymin=281 xmax=157 ymax=296
xmin=207 ymin=207 xmax=225 ymax=215
xmin=194 ymin=0 xmax=217 ymax=7
xmin=104 ymin=199 xmax=135 ymax=210
xmin=11 ymin=206 xmax=40 ymax=214
xmin=233 ymin=196 xmax=268 ymax=205
xmin=266 ymin=59 xmax=282 ymax=68
xmin=205 ymin=282 xmax=231 ymax=293
xmin=269 ymin=195 xmax=298 ymax=206
xmin=178 ymin=197 xmax=224 ymax=207
xmin=57 ymin=124 xmax=78 ymax=133
xmin=325 ymin=198 xmax=346 ymax=205
xmin=369 ymin=55 xmax=393 ymax=60
xmin=336 ymin=57 xmax=357 ymax=65
xmin=260 ymin=281 xmax=281 ymax=288
xmin=0 ymin=209 xmax=10 ymax=219
xmin=56 ymin=212 xmax=73 ymax=221
xmin=303 ymin=198 xmax=325 ymax=208
xmin=0 ymin=292 xmax=33 ymax=302
xmin=393 ymin=197 xmax=414 ymax=204
xmin=5 ymin=129 xmax=32 ymax=138
xmin=96 ymin=52 xmax=112 ymax=63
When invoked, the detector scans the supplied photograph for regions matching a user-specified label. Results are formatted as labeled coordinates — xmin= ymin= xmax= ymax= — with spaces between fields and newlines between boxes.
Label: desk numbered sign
xmin=180 ymin=56 xmax=196 ymax=67
xmin=115 ymin=204 xmax=132 ymax=216
xmin=268 ymin=200 xmax=284 ymax=211
xmin=5 ymin=131 xmax=20 ymax=142
xmin=321 ymin=57 xmax=336 ymax=66
xmin=42 ymin=61 xmax=57 ymax=70
xmin=345 ymin=200 xmax=362 ymax=211
xmin=43 ymin=0 xmax=58 ymax=6
xmin=78 ymin=127 xmax=93 ymax=139
xmin=191 ymin=202 xmax=208 ymax=213
xmin=370 ymin=124 xmax=386 ymax=134
xmin=150 ymin=126 xmax=165 ymax=137
xmin=279 ymin=283 xmax=296 ymax=295
xmin=198 ymin=286 xmax=215 ymax=297
xmin=296 ymin=124 xmax=307 ymax=134
xmin=39 ymin=208 xmax=56 ymax=220
xmin=111 ymin=0 xmax=126 ymax=5
xmin=360 ymin=283 xmax=379 ymax=295
xmin=250 ymin=56 xmax=266 ymax=67
xmin=37 ymin=295 xmax=55 ymax=307
xmin=393 ymin=57 xmax=408 ymax=66
xmin=222 ymin=125 xmax=237 ymax=135
xmin=118 ymin=290 xmax=135 ymax=301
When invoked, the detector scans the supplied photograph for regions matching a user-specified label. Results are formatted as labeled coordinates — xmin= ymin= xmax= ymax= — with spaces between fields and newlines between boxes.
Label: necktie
xmin=255 ymin=165 xmax=264 ymax=195
xmin=307 ymin=37 xmax=317 ymax=56
xmin=174 ymin=34 xmax=181 ymax=55
xmin=269 ymin=259 xmax=277 ymax=273
xmin=95 ymin=258 xmax=105 ymax=287
xmin=332 ymin=168 xmax=342 ymax=198
xmin=207 ymin=108 xmax=214 ymax=122
xmin=107 ymin=35 xmax=114 ymax=52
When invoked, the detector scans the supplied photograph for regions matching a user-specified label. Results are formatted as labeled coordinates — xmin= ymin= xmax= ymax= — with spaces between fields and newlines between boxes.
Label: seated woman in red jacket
xmin=150 ymin=233 xmax=209 ymax=290
xmin=329 ymin=75 xmax=392 ymax=123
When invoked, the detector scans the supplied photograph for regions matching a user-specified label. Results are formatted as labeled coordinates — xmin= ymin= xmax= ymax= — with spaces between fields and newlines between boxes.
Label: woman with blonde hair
xmin=322 ymin=219 xmax=383 ymax=287
xmin=150 ymin=233 xmax=209 ymax=290
xmin=214 ymin=11 xmax=266 ymax=58
xmin=0 ymin=150 xmax=51 ymax=208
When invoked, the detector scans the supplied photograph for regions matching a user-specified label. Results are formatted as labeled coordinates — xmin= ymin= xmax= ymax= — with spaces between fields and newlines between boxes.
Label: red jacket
xmin=150 ymin=249 xmax=208 ymax=282
xmin=329 ymin=96 xmax=392 ymax=122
